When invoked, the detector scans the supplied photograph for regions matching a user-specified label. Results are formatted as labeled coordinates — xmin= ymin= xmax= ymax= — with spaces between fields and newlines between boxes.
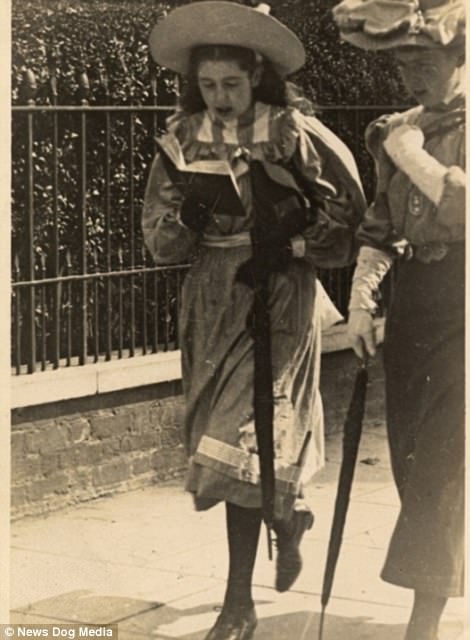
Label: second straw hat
xmin=149 ymin=1 xmax=305 ymax=77
xmin=333 ymin=0 xmax=465 ymax=50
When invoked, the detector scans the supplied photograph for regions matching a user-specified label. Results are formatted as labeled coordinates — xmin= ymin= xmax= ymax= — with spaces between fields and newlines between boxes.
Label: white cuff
xmin=348 ymin=246 xmax=393 ymax=313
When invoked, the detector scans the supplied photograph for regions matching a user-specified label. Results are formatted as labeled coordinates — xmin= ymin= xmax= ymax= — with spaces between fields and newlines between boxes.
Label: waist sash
xmin=201 ymin=232 xmax=251 ymax=248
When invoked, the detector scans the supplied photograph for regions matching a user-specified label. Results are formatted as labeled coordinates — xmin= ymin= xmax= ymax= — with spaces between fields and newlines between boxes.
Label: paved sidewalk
xmin=10 ymin=424 xmax=466 ymax=639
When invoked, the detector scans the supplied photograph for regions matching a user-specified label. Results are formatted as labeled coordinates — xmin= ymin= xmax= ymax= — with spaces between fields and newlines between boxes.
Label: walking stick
xmin=318 ymin=356 xmax=368 ymax=640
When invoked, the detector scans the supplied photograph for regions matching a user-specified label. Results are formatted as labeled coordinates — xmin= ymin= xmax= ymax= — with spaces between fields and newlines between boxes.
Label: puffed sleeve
xmin=142 ymin=153 xmax=198 ymax=265
xmin=289 ymin=114 xmax=367 ymax=269
xmin=356 ymin=115 xmax=401 ymax=253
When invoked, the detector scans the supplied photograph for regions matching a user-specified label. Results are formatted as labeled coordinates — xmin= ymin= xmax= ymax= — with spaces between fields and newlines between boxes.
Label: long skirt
xmin=381 ymin=243 xmax=465 ymax=597
xmin=180 ymin=244 xmax=324 ymax=521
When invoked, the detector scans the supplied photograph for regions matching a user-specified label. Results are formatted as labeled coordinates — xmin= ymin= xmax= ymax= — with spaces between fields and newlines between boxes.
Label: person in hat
xmin=143 ymin=2 xmax=365 ymax=638
xmin=333 ymin=0 xmax=465 ymax=638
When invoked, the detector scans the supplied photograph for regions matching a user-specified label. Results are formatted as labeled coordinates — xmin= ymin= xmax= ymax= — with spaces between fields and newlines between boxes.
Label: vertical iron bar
xmin=164 ymin=274 xmax=170 ymax=351
xmin=128 ymin=109 xmax=135 ymax=357
xmin=14 ymin=254 xmax=21 ymax=375
xmin=149 ymin=56 xmax=159 ymax=356
xmin=66 ymin=249 xmax=72 ymax=366
xmin=49 ymin=48 xmax=61 ymax=369
xmin=78 ymin=71 xmax=89 ymax=365
xmin=149 ymin=54 xmax=159 ymax=153
xmin=93 ymin=248 xmax=99 ymax=362
xmin=118 ymin=245 xmax=123 ymax=358
xmin=105 ymin=109 xmax=112 ymax=360
xmin=152 ymin=270 xmax=159 ymax=353
xmin=25 ymin=70 xmax=37 ymax=373
xmin=40 ymin=251 xmax=47 ymax=371
xmin=100 ymin=70 xmax=113 ymax=361
xmin=141 ymin=247 xmax=148 ymax=355
xmin=353 ymin=108 xmax=360 ymax=178
xmin=175 ymin=270 xmax=181 ymax=349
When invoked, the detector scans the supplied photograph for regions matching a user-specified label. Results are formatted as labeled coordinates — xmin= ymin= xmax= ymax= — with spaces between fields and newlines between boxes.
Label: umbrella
xmin=249 ymin=159 xmax=312 ymax=560
xmin=252 ymin=267 xmax=276 ymax=559
xmin=318 ymin=357 xmax=369 ymax=640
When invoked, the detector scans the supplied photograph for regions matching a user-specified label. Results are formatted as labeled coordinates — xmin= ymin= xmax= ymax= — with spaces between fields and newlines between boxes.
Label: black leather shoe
xmin=274 ymin=507 xmax=314 ymax=593
xmin=204 ymin=606 xmax=257 ymax=640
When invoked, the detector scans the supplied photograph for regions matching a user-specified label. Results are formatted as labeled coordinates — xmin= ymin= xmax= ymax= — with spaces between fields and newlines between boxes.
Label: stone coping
xmin=11 ymin=318 xmax=384 ymax=409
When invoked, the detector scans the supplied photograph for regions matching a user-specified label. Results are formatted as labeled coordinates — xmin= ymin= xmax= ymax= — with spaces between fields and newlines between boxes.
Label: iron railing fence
xmin=11 ymin=71 xmax=406 ymax=375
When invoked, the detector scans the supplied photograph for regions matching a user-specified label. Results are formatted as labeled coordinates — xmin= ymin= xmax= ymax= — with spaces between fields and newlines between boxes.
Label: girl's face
xmin=197 ymin=59 xmax=260 ymax=121
xmin=394 ymin=47 xmax=464 ymax=108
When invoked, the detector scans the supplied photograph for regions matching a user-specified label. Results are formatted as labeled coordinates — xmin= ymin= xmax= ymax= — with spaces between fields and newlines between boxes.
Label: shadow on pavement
xmin=11 ymin=590 xmax=464 ymax=640
xmin=10 ymin=590 xmax=451 ymax=640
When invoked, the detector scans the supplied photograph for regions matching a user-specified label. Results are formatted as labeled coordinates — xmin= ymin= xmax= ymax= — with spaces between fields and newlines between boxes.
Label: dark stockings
xmin=223 ymin=502 xmax=263 ymax=613
xmin=404 ymin=591 xmax=447 ymax=640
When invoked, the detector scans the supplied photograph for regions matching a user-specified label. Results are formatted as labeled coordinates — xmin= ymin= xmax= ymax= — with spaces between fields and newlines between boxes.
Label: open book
xmin=157 ymin=133 xmax=246 ymax=217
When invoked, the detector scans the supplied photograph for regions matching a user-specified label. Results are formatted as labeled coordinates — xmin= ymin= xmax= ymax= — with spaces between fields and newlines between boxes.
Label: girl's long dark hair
xmin=179 ymin=44 xmax=289 ymax=113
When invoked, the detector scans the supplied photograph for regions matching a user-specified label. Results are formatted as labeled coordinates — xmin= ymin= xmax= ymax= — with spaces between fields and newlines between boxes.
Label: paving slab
xmin=116 ymin=585 xmax=463 ymax=640
xmin=11 ymin=549 xmax=221 ymax=614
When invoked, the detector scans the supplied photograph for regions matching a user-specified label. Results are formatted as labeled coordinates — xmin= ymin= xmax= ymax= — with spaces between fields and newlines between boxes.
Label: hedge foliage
xmin=11 ymin=0 xmax=407 ymax=361
xmin=12 ymin=0 xmax=407 ymax=106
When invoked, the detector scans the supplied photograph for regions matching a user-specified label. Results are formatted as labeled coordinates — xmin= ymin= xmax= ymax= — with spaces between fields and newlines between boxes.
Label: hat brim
xmin=149 ymin=1 xmax=305 ymax=76
xmin=341 ymin=30 xmax=448 ymax=50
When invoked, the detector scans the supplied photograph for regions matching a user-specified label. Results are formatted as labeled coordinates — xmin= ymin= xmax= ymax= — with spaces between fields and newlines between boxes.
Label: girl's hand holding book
xmin=179 ymin=193 xmax=213 ymax=232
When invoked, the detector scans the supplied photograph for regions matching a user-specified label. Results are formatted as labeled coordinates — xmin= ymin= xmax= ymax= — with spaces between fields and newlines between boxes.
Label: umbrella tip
xmin=318 ymin=606 xmax=326 ymax=640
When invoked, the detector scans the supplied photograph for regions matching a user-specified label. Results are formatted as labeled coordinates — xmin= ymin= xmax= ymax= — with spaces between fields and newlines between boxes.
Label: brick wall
xmin=10 ymin=350 xmax=385 ymax=520
xmin=11 ymin=381 xmax=186 ymax=520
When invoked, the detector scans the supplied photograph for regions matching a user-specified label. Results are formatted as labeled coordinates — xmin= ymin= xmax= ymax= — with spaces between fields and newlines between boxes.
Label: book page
xmin=157 ymin=133 xmax=187 ymax=170
xmin=157 ymin=133 xmax=241 ymax=196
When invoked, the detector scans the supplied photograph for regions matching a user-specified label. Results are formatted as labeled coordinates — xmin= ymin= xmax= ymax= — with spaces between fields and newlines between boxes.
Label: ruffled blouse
xmin=143 ymin=101 xmax=364 ymax=268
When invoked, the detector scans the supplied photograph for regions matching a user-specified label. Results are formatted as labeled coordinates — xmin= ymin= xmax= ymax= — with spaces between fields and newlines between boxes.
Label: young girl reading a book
xmin=143 ymin=3 xmax=365 ymax=638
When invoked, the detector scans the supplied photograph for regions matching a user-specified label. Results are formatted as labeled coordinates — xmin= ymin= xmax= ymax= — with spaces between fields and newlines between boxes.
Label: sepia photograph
xmin=5 ymin=0 xmax=467 ymax=638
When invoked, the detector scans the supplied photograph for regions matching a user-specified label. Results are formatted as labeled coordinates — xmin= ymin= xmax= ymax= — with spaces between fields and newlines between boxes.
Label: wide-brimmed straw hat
xmin=149 ymin=1 xmax=305 ymax=76
xmin=333 ymin=0 xmax=465 ymax=50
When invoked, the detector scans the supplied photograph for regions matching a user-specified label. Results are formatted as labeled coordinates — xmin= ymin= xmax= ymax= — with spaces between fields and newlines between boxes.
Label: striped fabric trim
xmin=222 ymin=121 xmax=239 ymax=145
xmin=252 ymin=102 xmax=271 ymax=144
xmin=193 ymin=103 xmax=274 ymax=147
xmin=197 ymin=111 xmax=214 ymax=143
xmin=194 ymin=434 xmax=304 ymax=489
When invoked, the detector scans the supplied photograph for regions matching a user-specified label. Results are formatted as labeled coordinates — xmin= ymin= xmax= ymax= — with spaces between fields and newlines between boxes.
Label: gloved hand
xmin=347 ymin=309 xmax=376 ymax=359
xmin=179 ymin=193 xmax=212 ymax=233
xmin=235 ymin=239 xmax=293 ymax=289
xmin=347 ymin=246 xmax=393 ymax=358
